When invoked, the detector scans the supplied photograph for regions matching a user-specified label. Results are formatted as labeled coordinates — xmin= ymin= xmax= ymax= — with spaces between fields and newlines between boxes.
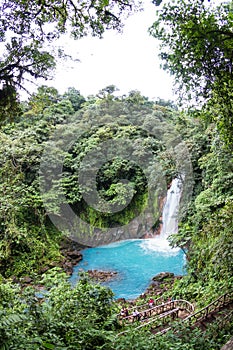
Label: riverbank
xmin=10 ymin=236 xmax=85 ymax=288
xmin=15 ymin=237 xmax=183 ymax=302
xmin=115 ymin=272 xmax=182 ymax=305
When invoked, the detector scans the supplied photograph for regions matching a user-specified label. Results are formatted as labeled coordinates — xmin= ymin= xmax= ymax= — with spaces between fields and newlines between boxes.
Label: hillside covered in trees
xmin=0 ymin=0 xmax=232 ymax=349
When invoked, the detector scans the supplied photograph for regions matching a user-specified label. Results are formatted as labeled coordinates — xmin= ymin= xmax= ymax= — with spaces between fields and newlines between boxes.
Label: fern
xmin=0 ymin=313 xmax=27 ymax=328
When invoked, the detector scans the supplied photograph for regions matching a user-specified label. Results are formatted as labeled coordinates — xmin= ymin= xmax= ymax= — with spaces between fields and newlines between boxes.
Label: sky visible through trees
xmin=18 ymin=0 xmax=174 ymax=101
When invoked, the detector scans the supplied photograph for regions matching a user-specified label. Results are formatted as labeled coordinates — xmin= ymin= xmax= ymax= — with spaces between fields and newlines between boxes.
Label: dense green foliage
xmin=0 ymin=0 xmax=232 ymax=348
xmin=0 ymin=270 xmax=232 ymax=349
xmin=0 ymin=0 xmax=140 ymax=122
xmin=0 ymin=84 xmax=232 ymax=348
xmin=0 ymin=86 xmax=179 ymax=275
xmin=0 ymin=271 xmax=116 ymax=349
xmin=151 ymin=0 xmax=233 ymax=146
xmin=151 ymin=0 xmax=233 ymax=304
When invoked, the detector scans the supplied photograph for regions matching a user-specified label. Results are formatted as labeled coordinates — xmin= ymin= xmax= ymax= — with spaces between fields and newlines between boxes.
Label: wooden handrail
xmin=117 ymin=294 xmax=164 ymax=318
xmin=155 ymin=290 xmax=233 ymax=336
xmin=119 ymin=299 xmax=194 ymax=323
xmin=183 ymin=290 xmax=233 ymax=324
xmin=217 ymin=309 xmax=233 ymax=329
xmin=116 ymin=307 xmax=180 ymax=337
xmin=135 ymin=308 xmax=180 ymax=330
xmin=118 ymin=299 xmax=194 ymax=328
xmin=117 ymin=290 xmax=233 ymax=338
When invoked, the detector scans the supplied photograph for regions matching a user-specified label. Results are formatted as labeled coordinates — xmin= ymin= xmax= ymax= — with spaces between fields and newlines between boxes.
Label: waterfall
xmin=160 ymin=177 xmax=183 ymax=238
xmin=140 ymin=177 xmax=183 ymax=254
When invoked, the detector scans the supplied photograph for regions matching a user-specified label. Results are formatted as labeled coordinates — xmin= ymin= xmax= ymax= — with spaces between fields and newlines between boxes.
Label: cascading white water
xmin=160 ymin=177 xmax=183 ymax=237
xmin=140 ymin=177 xmax=183 ymax=254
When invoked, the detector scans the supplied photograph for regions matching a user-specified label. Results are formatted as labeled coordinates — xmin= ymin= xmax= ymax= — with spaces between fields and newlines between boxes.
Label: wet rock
xmin=66 ymin=250 xmax=82 ymax=260
xmin=59 ymin=237 xmax=84 ymax=275
xmin=62 ymin=261 xmax=73 ymax=272
xmin=150 ymin=281 xmax=160 ymax=288
xmin=87 ymin=269 xmax=118 ymax=282
xmin=140 ymin=272 xmax=181 ymax=300
xmin=152 ymin=272 xmax=175 ymax=282
xmin=63 ymin=261 xmax=73 ymax=268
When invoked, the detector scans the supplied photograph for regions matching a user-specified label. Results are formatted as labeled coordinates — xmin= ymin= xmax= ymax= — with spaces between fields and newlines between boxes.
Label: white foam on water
xmin=140 ymin=177 xmax=183 ymax=256
xmin=140 ymin=237 xmax=180 ymax=255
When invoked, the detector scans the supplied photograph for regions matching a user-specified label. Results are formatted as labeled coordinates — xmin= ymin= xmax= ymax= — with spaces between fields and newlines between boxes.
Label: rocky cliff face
xmin=69 ymin=194 xmax=166 ymax=247
xmin=71 ymin=212 xmax=155 ymax=247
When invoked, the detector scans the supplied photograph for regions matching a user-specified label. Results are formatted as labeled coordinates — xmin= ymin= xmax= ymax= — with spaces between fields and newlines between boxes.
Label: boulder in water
xmin=87 ymin=269 xmax=118 ymax=282
xmin=152 ymin=272 xmax=175 ymax=282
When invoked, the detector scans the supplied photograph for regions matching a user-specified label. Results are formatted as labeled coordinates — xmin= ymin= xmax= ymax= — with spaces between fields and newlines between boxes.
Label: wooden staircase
xmin=116 ymin=290 xmax=233 ymax=338
xmin=116 ymin=298 xmax=194 ymax=336
xmin=156 ymin=290 xmax=233 ymax=336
